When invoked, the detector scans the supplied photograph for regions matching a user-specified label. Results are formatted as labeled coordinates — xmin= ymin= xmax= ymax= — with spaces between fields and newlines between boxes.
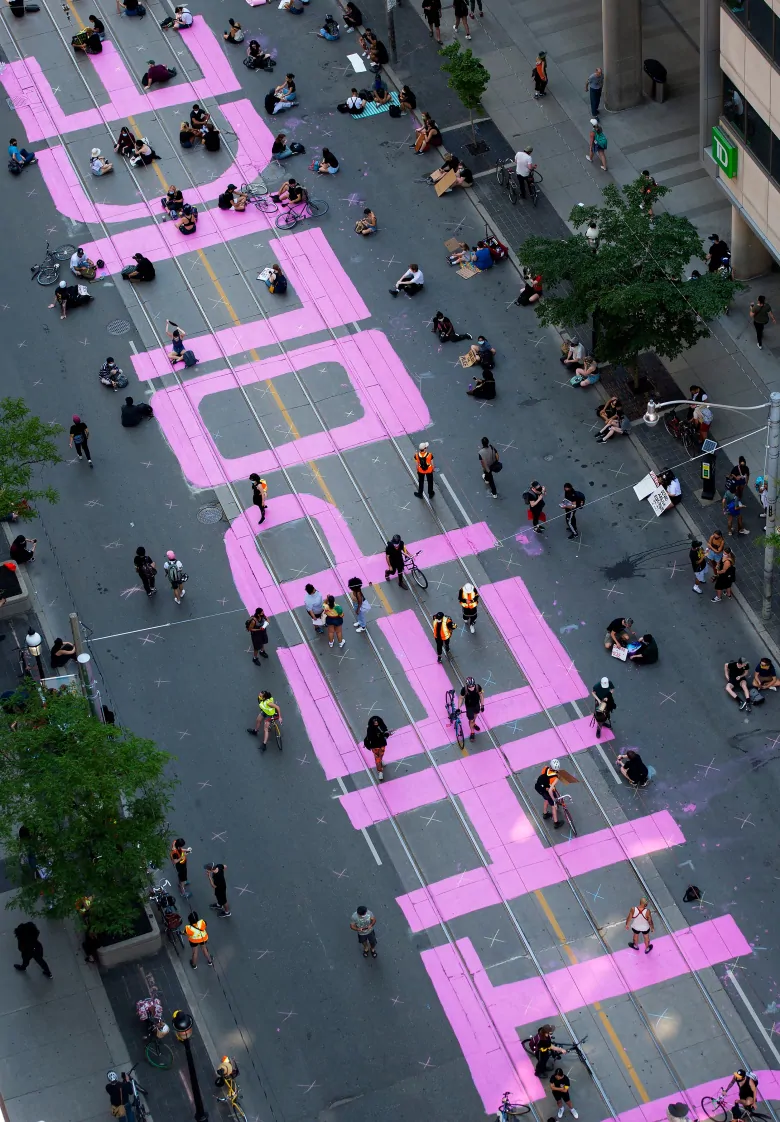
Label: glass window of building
xmin=723 ymin=74 xmax=746 ymax=137
xmin=746 ymin=0 xmax=774 ymax=55
xmin=745 ymin=102 xmax=772 ymax=169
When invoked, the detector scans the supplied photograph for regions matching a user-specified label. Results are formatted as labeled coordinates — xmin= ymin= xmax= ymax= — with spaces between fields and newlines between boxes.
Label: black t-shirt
xmin=460 ymin=685 xmax=481 ymax=713
xmin=373 ymin=40 xmax=389 ymax=64
xmin=190 ymin=107 xmax=208 ymax=127
xmin=624 ymin=755 xmax=648 ymax=784
xmin=550 ymin=1073 xmax=569 ymax=1094
xmin=211 ymin=864 xmax=226 ymax=891
xmin=106 ymin=1084 xmax=131 ymax=1108
xmin=204 ymin=130 xmax=220 ymax=152
xmin=689 ymin=545 xmax=705 ymax=572
xmin=727 ymin=661 xmax=747 ymax=682
xmin=287 ymin=184 xmax=303 ymax=202
xmin=134 ymin=256 xmax=155 ymax=280
xmin=386 ymin=540 xmax=404 ymax=565
xmin=607 ymin=618 xmax=627 ymax=637
xmin=756 ymin=659 xmax=776 ymax=679
xmin=166 ymin=190 xmax=184 ymax=207
xmin=91 ymin=15 xmax=104 ymax=30
xmin=124 ymin=0 xmax=138 ymax=10
xmin=458 ymin=166 xmax=473 ymax=184
xmin=70 ymin=421 xmax=88 ymax=443
xmin=135 ymin=552 xmax=153 ymax=573
xmin=121 ymin=403 xmax=142 ymax=428
xmin=592 ymin=681 xmax=613 ymax=704
xmin=637 ymin=637 xmax=658 ymax=664
xmin=218 ymin=191 xmax=234 ymax=210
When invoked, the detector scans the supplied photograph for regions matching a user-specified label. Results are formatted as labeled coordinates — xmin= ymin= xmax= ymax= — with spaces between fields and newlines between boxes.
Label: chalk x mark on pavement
xmin=212 ymin=831 xmax=227 ymax=842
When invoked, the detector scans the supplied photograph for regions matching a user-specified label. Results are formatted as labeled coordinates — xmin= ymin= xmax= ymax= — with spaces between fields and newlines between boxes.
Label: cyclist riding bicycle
xmin=247 ymin=691 xmax=282 ymax=748
xmin=725 ymin=1070 xmax=758 ymax=1118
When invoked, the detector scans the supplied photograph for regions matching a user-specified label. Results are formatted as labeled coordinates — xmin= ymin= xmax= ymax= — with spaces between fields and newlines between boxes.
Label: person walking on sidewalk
xmin=585 ymin=67 xmax=603 ymax=117
xmin=469 ymin=0 xmax=482 ymax=20
xmin=432 ymin=610 xmax=455 ymax=662
xmin=531 ymin=52 xmax=547 ymax=98
xmin=363 ymin=715 xmax=391 ymax=780
xmin=723 ymin=491 xmax=749 ymax=537
xmin=586 ymin=119 xmax=608 ymax=171
xmin=205 ymin=861 xmax=231 ymax=917
xmin=458 ymin=582 xmax=479 ymax=633
xmin=350 ymin=904 xmax=378 ymax=958
xmin=525 ymin=480 xmax=546 ymax=534
xmin=385 ymin=534 xmax=410 ymax=589
xmin=185 ymin=911 xmax=214 ymax=969
xmin=689 ymin=539 xmax=708 ymax=595
xmin=170 ymin=837 xmax=192 ymax=898
xmin=69 ymin=414 xmax=93 ymax=467
xmin=163 ymin=549 xmax=187 ymax=604
xmin=422 ymin=0 xmax=442 ymax=41
xmin=134 ymin=546 xmax=157 ymax=596
xmin=304 ymin=583 xmax=326 ymax=634
xmin=625 ymin=896 xmax=654 ymax=953
xmin=749 ymin=295 xmax=775 ymax=350
xmin=247 ymin=607 xmax=270 ymax=663
xmin=348 ymin=576 xmax=369 ymax=633
xmin=478 ymin=436 xmax=500 ymax=497
xmin=452 ymin=0 xmax=471 ymax=38
xmin=13 ymin=921 xmax=52 ymax=978
xmin=560 ymin=483 xmax=584 ymax=539
xmin=414 ymin=442 xmax=435 ymax=499
xmin=249 ymin=473 xmax=268 ymax=524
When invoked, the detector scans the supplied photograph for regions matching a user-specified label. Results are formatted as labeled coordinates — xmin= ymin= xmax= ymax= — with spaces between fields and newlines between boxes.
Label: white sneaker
xmin=356 ymin=626 xmax=366 ymax=633
xmin=339 ymin=639 xmax=346 ymax=648
xmin=585 ymin=154 xmax=592 ymax=162
xmin=469 ymin=624 xmax=475 ymax=634
xmin=353 ymin=621 xmax=362 ymax=628
xmin=378 ymin=772 xmax=384 ymax=781
xmin=557 ymin=1109 xmax=564 ymax=1120
xmin=465 ymin=33 xmax=471 ymax=38
xmin=571 ymin=1112 xmax=579 ymax=1119
xmin=180 ymin=588 xmax=186 ymax=597
xmin=692 ymin=585 xmax=702 ymax=594
xmin=453 ymin=22 xmax=458 ymax=29
xmin=328 ymin=640 xmax=334 ymax=648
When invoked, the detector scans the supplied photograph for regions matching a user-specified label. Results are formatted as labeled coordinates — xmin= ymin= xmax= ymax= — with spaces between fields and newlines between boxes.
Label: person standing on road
xmin=460 ymin=676 xmax=484 ymax=740
xmin=304 ymin=583 xmax=326 ymax=634
xmin=348 ymin=576 xmax=369 ymax=633
xmin=525 ymin=481 xmax=546 ymax=534
xmin=385 ymin=534 xmax=410 ymax=589
xmin=324 ymin=594 xmax=346 ymax=648
xmin=625 ymin=896 xmax=654 ymax=953
xmin=550 ymin=1068 xmax=579 ymax=1118
xmin=350 ymin=905 xmax=378 ymax=958
xmin=750 ymin=295 xmax=775 ymax=350
xmin=106 ymin=1072 xmax=136 ymax=1122
xmin=458 ymin=583 xmax=479 ymax=633
xmin=421 ymin=0 xmax=442 ymax=41
xmin=478 ymin=436 xmax=500 ymax=497
xmin=13 ymin=921 xmax=53 ymax=978
xmin=712 ymin=545 xmax=736 ymax=603
xmin=205 ymin=862 xmax=231 ymax=917
xmin=247 ymin=607 xmax=270 ymax=663
xmin=414 ymin=442 xmax=435 ymax=499
xmin=585 ymin=67 xmax=603 ymax=117
xmin=163 ymin=549 xmax=187 ymax=604
xmin=530 ymin=1025 xmax=565 ymax=1077
xmin=185 ymin=911 xmax=214 ymax=969
xmin=432 ymin=611 xmax=455 ymax=662
xmin=560 ymin=483 xmax=584 ymax=539
xmin=513 ymin=146 xmax=536 ymax=200
xmin=249 ymin=473 xmax=268 ymax=524
xmin=69 ymin=414 xmax=93 ymax=467
xmin=591 ymin=676 xmax=615 ymax=738
xmin=170 ymin=837 xmax=192 ymax=898
xmin=531 ymin=52 xmax=547 ymax=98
xmin=134 ymin=546 xmax=157 ymax=596
xmin=363 ymin=715 xmax=391 ymax=781
xmin=689 ymin=539 xmax=707 ymax=595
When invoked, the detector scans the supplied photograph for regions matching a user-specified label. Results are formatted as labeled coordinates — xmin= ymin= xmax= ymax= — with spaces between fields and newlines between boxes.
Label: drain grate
xmin=197 ymin=503 xmax=224 ymax=524
xmin=107 ymin=318 xmax=132 ymax=336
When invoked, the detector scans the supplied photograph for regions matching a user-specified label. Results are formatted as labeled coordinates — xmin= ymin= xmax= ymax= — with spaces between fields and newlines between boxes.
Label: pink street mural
xmin=9 ymin=30 xmax=759 ymax=1116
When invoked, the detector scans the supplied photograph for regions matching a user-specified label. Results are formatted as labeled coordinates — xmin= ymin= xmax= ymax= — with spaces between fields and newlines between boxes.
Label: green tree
xmin=0 ymin=397 xmax=62 ymax=521
xmin=0 ymin=687 xmax=175 ymax=936
xmin=439 ymin=41 xmax=490 ymax=150
xmin=518 ymin=177 xmax=743 ymax=388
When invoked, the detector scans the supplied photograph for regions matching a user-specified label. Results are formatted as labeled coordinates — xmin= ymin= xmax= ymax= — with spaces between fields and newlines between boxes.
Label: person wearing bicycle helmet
xmin=106 ymin=1071 xmax=136 ymax=1121
xmin=384 ymin=534 xmax=409 ymax=590
xmin=459 ymin=677 xmax=484 ymax=740
xmin=535 ymin=760 xmax=563 ymax=829
xmin=458 ymin=583 xmax=479 ymax=633
xmin=725 ymin=1070 xmax=758 ymax=1117
xmin=529 ymin=1024 xmax=565 ymax=1077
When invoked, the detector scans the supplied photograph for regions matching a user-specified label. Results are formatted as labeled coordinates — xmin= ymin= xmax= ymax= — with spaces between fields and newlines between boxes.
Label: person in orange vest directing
xmin=414 ymin=441 xmax=435 ymax=499
xmin=185 ymin=911 xmax=214 ymax=969
xmin=458 ymin=583 xmax=479 ymax=633
xmin=432 ymin=611 xmax=455 ymax=662
xmin=534 ymin=759 xmax=578 ymax=829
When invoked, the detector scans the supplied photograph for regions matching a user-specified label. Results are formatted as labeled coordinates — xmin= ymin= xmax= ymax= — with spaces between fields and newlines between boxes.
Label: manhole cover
xmin=197 ymin=503 xmax=224 ymax=524
xmin=107 ymin=318 xmax=132 ymax=336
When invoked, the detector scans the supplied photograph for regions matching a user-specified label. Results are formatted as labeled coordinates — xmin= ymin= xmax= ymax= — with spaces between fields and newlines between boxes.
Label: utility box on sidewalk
xmin=643 ymin=58 xmax=667 ymax=103
xmin=701 ymin=452 xmax=717 ymax=501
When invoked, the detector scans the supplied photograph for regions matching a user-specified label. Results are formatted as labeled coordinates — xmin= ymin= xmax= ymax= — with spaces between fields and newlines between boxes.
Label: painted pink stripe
xmin=602 ymin=1071 xmax=780 ymax=1122
xmin=480 ymin=579 xmax=588 ymax=707
xmin=422 ymin=918 xmax=751 ymax=1110
xmin=37 ymin=102 xmax=275 ymax=226
xmin=277 ymin=645 xmax=359 ymax=778
xmin=397 ymin=810 xmax=682 ymax=932
xmin=2 ymin=59 xmax=103 ymax=140
xmin=151 ymin=332 xmax=429 ymax=487
xmin=131 ymin=228 xmax=370 ymax=378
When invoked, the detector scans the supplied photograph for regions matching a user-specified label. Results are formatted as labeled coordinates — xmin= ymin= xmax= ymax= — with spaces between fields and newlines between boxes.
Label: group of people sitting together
xmin=265 ymin=74 xmax=298 ymax=115
xmin=243 ymin=38 xmax=277 ymax=71
xmin=560 ymin=337 xmax=599 ymax=387
xmin=413 ymin=112 xmax=443 ymax=152
xmin=356 ymin=26 xmax=389 ymax=71
xmin=158 ymin=184 xmax=199 ymax=233
xmin=430 ymin=151 xmax=473 ymax=192
xmin=593 ymin=395 xmax=631 ymax=443
xmin=178 ymin=104 xmax=221 ymax=150
xmin=447 ymin=239 xmax=494 ymax=270
xmin=71 ymin=13 xmax=105 ymax=54
xmin=337 ymin=78 xmax=412 ymax=116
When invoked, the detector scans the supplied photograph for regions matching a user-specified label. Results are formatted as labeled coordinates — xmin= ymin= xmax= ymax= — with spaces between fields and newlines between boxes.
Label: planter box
xmin=0 ymin=523 xmax=31 ymax=618
xmin=98 ymin=901 xmax=162 ymax=967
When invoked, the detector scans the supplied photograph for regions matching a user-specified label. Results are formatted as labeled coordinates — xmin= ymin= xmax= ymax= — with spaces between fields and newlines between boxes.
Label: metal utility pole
xmin=762 ymin=391 xmax=780 ymax=620
xmin=386 ymin=0 xmax=397 ymax=64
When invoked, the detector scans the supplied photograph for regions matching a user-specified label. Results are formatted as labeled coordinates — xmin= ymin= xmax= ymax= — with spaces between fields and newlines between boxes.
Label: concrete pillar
xmin=731 ymin=207 xmax=774 ymax=279
xmin=700 ymin=0 xmax=721 ymax=160
xmin=602 ymin=0 xmax=642 ymax=111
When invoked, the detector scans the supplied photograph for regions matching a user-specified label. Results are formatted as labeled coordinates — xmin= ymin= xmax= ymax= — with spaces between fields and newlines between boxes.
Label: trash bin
xmin=8 ymin=1 xmax=26 ymax=16
xmin=701 ymin=452 xmax=717 ymax=501
xmin=643 ymin=58 xmax=667 ymax=103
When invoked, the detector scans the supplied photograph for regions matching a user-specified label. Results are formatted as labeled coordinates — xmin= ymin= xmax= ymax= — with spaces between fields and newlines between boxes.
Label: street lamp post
xmin=172 ymin=1010 xmax=209 ymax=1122
xmin=25 ymin=628 xmax=45 ymax=680
xmin=643 ymin=392 xmax=780 ymax=620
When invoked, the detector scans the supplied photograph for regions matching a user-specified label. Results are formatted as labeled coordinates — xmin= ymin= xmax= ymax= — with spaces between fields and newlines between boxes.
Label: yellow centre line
xmin=533 ymin=890 xmax=649 ymax=1102
xmin=66 ymin=0 xmax=85 ymax=29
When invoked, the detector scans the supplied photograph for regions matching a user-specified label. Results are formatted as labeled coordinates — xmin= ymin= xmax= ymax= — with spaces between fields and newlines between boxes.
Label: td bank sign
xmin=712 ymin=126 xmax=738 ymax=178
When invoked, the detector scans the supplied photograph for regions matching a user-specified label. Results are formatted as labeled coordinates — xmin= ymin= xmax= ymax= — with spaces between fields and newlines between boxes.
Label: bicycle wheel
xmin=36 ymin=265 xmax=60 ymax=286
xmin=495 ymin=162 xmax=506 ymax=187
xmin=145 ymin=1039 xmax=174 ymax=1070
xmin=530 ymin=183 xmax=540 ymax=208
xmin=274 ymin=722 xmax=283 ymax=751
xmin=664 ymin=410 xmax=680 ymax=438
xmin=229 ymin=1100 xmax=247 ymax=1122
xmin=275 ymin=210 xmax=298 ymax=229
xmin=507 ymin=180 xmax=518 ymax=205
xmin=562 ymin=806 xmax=577 ymax=837
xmin=682 ymin=428 xmax=699 ymax=458
xmin=255 ymin=196 xmax=278 ymax=213
xmin=307 ymin=199 xmax=329 ymax=218
xmin=454 ymin=718 xmax=465 ymax=751
xmin=521 ymin=1037 xmax=537 ymax=1057
xmin=53 ymin=243 xmax=76 ymax=261
xmin=701 ymin=1097 xmax=728 ymax=1122
xmin=506 ymin=1106 xmax=531 ymax=1117
xmin=411 ymin=563 xmax=428 ymax=590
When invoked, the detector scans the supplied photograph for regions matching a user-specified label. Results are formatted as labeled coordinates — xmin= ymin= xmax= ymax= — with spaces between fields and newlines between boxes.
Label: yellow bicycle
xmin=216 ymin=1073 xmax=246 ymax=1121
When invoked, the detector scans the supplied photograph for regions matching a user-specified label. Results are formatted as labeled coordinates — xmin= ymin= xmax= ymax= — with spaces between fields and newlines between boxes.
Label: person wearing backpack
xmin=164 ymin=549 xmax=188 ymax=604
xmin=414 ymin=442 xmax=435 ymax=499
xmin=586 ymin=119 xmax=607 ymax=171
xmin=478 ymin=436 xmax=500 ymax=498
xmin=246 ymin=607 xmax=269 ymax=663
xmin=134 ymin=545 xmax=157 ymax=595
xmin=560 ymin=482 xmax=585 ymax=539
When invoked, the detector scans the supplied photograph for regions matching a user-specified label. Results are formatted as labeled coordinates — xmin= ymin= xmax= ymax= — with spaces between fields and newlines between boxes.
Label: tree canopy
xmin=518 ymin=177 xmax=743 ymax=383
xmin=0 ymin=397 xmax=62 ymax=521
xmin=0 ymin=687 xmax=175 ymax=936
xmin=439 ymin=42 xmax=490 ymax=145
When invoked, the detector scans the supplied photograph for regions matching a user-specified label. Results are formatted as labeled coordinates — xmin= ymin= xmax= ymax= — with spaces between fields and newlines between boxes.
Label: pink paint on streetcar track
xmin=422 ymin=917 xmax=751 ymax=1110
xmin=599 ymin=1071 xmax=780 ymax=1122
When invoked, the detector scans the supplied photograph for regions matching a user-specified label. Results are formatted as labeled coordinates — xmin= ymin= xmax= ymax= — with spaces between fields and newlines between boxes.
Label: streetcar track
xmin=4 ymin=5 xmax=771 ymax=1116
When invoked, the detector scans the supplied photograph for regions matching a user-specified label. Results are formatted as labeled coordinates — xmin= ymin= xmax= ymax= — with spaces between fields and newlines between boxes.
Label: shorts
xmin=705 ymin=549 xmax=722 ymax=563
xmin=426 ymin=12 xmax=439 ymax=24
xmin=175 ymin=862 xmax=188 ymax=883
xmin=693 ymin=567 xmax=707 ymax=583
xmin=251 ymin=630 xmax=268 ymax=651
xmin=215 ymin=887 xmax=227 ymax=907
xmin=464 ymin=708 xmax=480 ymax=723
xmin=357 ymin=929 xmax=377 ymax=946
xmin=552 ymin=1092 xmax=570 ymax=1103
xmin=536 ymin=787 xmax=555 ymax=806
xmin=631 ymin=926 xmax=650 ymax=935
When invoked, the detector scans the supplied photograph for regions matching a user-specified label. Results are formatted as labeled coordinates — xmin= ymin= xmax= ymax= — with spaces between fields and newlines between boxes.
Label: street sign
xmin=712 ymin=126 xmax=738 ymax=178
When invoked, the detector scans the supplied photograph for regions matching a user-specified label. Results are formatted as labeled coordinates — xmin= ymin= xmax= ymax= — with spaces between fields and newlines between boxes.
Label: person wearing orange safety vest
xmin=432 ymin=611 xmax=455 ymax=662
xmin=458 ymin=583 xmax=479 ymax=634
xmin=414 ymin=441 xmax=435 ymax=499
xmin=534 ymin=758 xmax=578 ymax=830
xmin=184 ymin=911 xmax=213 ymax=969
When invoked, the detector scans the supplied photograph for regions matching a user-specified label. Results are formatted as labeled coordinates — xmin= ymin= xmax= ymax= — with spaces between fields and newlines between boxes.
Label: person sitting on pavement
xmin=179 ymin=121 xmax=199 ymax=148
xmin=316 ymin=148 xmax=339 ymax=175
xmin=561 ymin=338 xmax=585 ymax=369
xmin=161 ymin=4 xmax=192 ymax=28
xmin=343 ymin=0 xmax=361 ymax=29
xmin=122 ymin=252 xmax=155 ymax=282
xmin=573 ymin=355 xmax=599 ymax=387
xmin=447 ymin=242 xmax=475 ymax=267
xmin=8 ymin=138 xmax=37 ymax=169
xmin=318 ymin=12 xmax=340 ymax=38
xmin=399 ymin=85 xmax=417 ymax=113
xmin=218 ymin=183 xmax=248 ymax=211
xmin=432 ymin=311 xmax=470 ymax=343
xmin=161 ymin=185 xmax=185 ymax=219
xmin=661 ymin=469 xmax=682 ymax=506
xmin=116 ymin=0 xmax=144 ymax=17
xmin=142 ymin=60 xmax=177 ymax=90
xmin=389 ymin=264 xmax=424 ymax=297
xmin=413 ymin=114 xmax=443 ymax=153
xmin=628 ymin=633 xmax=658 ymax=665
xmin=203 ymin=124 xmax=221 ymax=153
xmin=596 ymin=412 xmax=631 ymax=442
xmin=467 ymin=336 xmax=495 ymax=368
xmin=355 ymin=207 xmax=377 ymax=235
xmin=515 ymin=270 xmax=542 ymax=305
xmin=340 ymin=89 xmax=366 ymax=114
xmin=473 ymin=240 xmax=493 ymax=270
xmin=271 ymin=178 xmax=305 ymax=207
xmin=597 ymin=395 xmax=620 ymax=422
xmin=89 ymin=148 xmax=113 ymax=176
xmin=273 ymin=74 xmax=297 ymax=114
xmin=753 ymin=657 xmax=780 ymax=691
xmin=604 ymin=616 xmax=633 ymax=652
xmin=113 ymin=127 xmax=136 ymax=158
xmin=9 ymin=535 xmax=36 ymax=563
xmin=451 ymin=161 xmax=473 ymax=190
xmin=263 ymin=263 xmax=287 ymax=294
xmin=70 ymin=248 xmax=97 ymax=280
xmin=121 ymin=396 xmax=154 ymax=427
xmin=272 ymin=133 xmax=295 ymax=160
xmin=372 ymin=80 xmax=392 ymax=105
xmin=725 ymin=658 xmax=751 ymax=709
xmin=190 ymin=103 xmax=210 ymax=131
xmin=50 ymin=638 xmax=78 ymax=668
xmin=245 ymin=39 xmax=275 ymax=70
xmin=466 ymin=368 xmax=495 ymax=400
xmin=176 ymin=204 xmax=198 ymax=234
xmin=130 ymin=136 xmax=159 ymax=166
xmin=617 ymin=750 xmax=649 ymax=785
xmin=223 ymin=17 xmax=244 ymax=41
xmin=430 ymin=152 xmax=460 ymax=187
xmin=166 ymin=321 xmax=187 ymax=361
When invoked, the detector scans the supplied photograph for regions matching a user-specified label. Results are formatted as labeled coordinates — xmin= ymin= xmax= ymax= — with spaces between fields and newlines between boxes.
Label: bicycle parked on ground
xmin=445 ymin=689 xmax=465 ymax=750
xmin=136 ymin=996 xmax=174 ymax=1070
xmin=240 ymin=181 xmax=277 ymax=214
xmin=148 ymin=879 xmax=186 ymax=954
xmin=496 ymin=1090 xmax=531 ymax=1118
xmin=664 ymin=408 xmax=701 ymax=457
xmin=30 ymin=241 xmax=77 ymax=285
xmin=274 ymin=195 xmax=329 ymax=229
xmin=702 ymin=1089 xmax=770 ymax=1122
xmin=403 ymin=549 xmax=428 ymax=589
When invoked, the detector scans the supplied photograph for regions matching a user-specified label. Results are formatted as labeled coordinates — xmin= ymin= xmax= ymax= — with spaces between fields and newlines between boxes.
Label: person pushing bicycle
xmin=247 ymin=691 xmax=281 ymax=748
xmin=534 ymin=759 xmax=577 ymax=830
xmin=528 ymin=1024 xmax=565 ymax=1077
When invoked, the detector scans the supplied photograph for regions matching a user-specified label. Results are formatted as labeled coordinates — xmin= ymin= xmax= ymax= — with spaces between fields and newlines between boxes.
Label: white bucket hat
xmin=91 ymin=147 xmax=101 ymax=157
